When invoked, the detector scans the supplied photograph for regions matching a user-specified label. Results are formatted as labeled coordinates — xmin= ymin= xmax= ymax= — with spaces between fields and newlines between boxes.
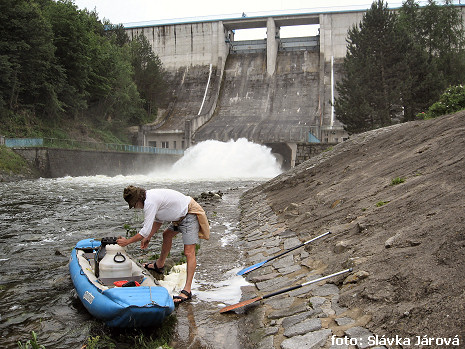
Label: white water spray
xmin=153 ymin=138 xmax=282 ymax=180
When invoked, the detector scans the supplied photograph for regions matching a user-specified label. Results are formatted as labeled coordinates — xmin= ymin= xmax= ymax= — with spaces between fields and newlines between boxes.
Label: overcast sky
xmin=72 ymin=0 xmax=417 ymax=39
xmin=73 ymin=0 xmax=381 ymax=24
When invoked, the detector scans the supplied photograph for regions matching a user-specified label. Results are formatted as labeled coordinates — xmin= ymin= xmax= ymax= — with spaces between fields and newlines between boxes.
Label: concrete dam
xmin=125 ymin=8 xmax=366 ymax=168
xmin=125 ymin=4 xmax=465 ymax=168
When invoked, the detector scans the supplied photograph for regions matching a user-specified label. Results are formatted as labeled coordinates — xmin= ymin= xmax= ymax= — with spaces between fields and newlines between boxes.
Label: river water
xmin=0 ymin=139 xmax=281 ymax=348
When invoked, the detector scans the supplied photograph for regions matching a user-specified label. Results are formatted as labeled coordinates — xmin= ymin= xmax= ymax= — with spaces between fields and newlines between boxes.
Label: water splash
xmin=156 ymin=138 xmax=282 ymax=180
xmin=47 ymin=138 xmax=281 ymax=184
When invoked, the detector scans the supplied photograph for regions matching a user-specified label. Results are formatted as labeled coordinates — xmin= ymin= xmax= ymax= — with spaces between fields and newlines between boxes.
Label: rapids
xmin=0 ymin=139 xmax=281 ymax=348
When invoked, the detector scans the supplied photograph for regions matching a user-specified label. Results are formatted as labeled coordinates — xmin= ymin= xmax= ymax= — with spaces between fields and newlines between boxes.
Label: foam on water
xmin=158 ymin=265 xmax=250 ymax=306
xmin=47 ymin=138 xmax=281 ymax=185
xmin=164 ymin=138 xmax=281 ymax=180
xmin=193 ymin=268 xmax=251 ymax=306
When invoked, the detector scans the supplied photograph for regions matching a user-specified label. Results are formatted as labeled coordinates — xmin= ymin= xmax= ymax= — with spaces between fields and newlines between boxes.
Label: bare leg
xmin=174 ymin=243 xmax=196 ymax=303
xmin=156 ymin=228 xmax=177 ymax=268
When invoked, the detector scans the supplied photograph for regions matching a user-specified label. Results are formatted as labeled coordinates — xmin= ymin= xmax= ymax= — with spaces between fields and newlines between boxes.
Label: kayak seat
xmin=98 ymin=275 xmax=144 ymax=286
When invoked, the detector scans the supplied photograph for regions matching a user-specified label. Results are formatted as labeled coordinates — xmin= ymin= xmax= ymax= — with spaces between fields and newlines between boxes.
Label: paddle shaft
xmin=236 ymin=231 xmax=332 ymax=275
xmin=264 ymin=231 xmax=331 ymax=264
xmin=263 ymin=268 xmax=352 ymax=300
xmin=220 ymin=268 xmax=352 ymax=313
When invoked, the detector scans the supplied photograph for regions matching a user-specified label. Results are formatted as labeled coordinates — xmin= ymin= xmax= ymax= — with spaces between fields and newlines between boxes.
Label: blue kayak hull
xmin=69 ymin=238 xmax=175 ymax=328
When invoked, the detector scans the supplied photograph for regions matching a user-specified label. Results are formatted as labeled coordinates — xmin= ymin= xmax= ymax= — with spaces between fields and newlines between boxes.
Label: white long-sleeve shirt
xmin=139 ymin=189 xmax=191 ymax=237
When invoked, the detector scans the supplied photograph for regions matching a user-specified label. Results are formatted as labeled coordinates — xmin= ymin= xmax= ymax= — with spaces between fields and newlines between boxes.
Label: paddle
xmin=237 ymin=231 xmax=331 ymax=276
xmin=220 ymin=268 xmax=352 ymax=313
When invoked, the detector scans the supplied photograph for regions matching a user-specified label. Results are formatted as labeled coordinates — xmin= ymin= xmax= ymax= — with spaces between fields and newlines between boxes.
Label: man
xmin=117 ymin=185 xmax=210 ymax=304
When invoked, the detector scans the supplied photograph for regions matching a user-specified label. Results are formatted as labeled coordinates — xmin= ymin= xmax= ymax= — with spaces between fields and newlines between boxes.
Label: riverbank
xmin=235 ymin=111 xmax=464 ymax=348
xmin=0 ymin=145 xmax=39 ymax=182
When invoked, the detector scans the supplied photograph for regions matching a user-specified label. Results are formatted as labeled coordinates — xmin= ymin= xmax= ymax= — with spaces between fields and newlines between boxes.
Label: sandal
xmin=144 ymin=262 xmax=165 ymax=274
xmin=173 ymin=290 xmax=192 ymax=305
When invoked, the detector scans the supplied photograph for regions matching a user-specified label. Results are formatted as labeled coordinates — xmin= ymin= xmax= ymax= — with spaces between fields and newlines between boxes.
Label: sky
xmin=73 ymin=0 xmax=380 ymax=25
xmin=72 ymin=0 xmax=388 ymax=39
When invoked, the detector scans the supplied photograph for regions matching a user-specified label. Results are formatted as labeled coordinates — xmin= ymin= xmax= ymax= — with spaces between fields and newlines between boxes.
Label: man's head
xmin=123 ymin=185 xmax=146 ymax=208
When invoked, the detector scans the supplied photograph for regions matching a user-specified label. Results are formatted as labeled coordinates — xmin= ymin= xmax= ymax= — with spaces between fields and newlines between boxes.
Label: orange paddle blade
xmin=219 ymin=296 xmax=263 ymax=313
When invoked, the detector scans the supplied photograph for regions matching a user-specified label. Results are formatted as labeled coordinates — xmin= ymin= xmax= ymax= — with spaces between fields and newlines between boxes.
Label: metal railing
xmin=3 ymin=137 xmax=184 ymax=155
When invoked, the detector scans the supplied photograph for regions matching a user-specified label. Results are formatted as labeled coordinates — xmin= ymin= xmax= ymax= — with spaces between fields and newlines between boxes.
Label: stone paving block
xmin=255 ymin=275 xmax=292 ymax=291
xmin=281 ymin=311 xmax=314 ymax=328
xmin=265 ymin=326 xmax=279 ymax=336
xmin=267 ymin=296 xmax=294 ymax=310
xmin=258 ymin=334 xmax=274 ymax=349
xmin=265 ymin=247 xmax=282 ymax=255
xmin=278 ymin=264 xmax=302 ymax=275
xmin=335 ymin=317 xmax=355 ymax=326
xmin=331 ymin=295 xmax=349 ymax=315
xmin=311 ymin=283 xmax=340 ymax=296
xmin=281 ymin=328 xmax=332 ymax=349
xmin=264 ymin=236 xmax=281 ymax=248
xmin=272 ymin=254 xmax=295 ymax=269
xmin=247 ymin=253 xmax=267 ymax=264
xmin=268 ymin=303 xmax=309 ymax=319
xmin=284 ymin=318 xmax=322 ymax=337
xmin=344 ymin=327 xmax=374 ymax=349
xmin=284 ymin=237 xmax=302 ymax=249
xmin=309 ymin=296 xmax=326 ymax=308
xmin=248 ymin=272 xmax=281 ymax=283
xmin=290 ymin=286 xmax=314 ymax=297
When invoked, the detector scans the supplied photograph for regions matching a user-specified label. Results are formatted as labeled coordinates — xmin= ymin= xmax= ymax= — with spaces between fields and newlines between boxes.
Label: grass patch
xmin=390 ymin=177 xmax=405 ymax=186
xmin=17 ymin=331 xmax=45 ymax=349
xmin=0 ymin=145 xmax=35 ymax=174
xmin=85 ymin=314 xmax=177 ymax=349
xmin=376 ymin=200 xmax=390 ymax=207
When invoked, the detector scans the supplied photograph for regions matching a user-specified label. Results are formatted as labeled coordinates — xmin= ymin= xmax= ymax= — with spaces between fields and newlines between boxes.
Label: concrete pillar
xmin=266 ymin=17 xmax=278 ymax=76
xmin=287 ymin=142 xmax=297 ymax=168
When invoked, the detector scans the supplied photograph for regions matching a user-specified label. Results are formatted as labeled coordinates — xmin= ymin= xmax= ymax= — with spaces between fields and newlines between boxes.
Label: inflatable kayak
xmin=69 ymin=237 xmax=175 ymax=327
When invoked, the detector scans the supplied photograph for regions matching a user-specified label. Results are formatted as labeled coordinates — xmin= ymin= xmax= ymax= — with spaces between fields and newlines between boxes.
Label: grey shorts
xmin=168 ymin=213 xmax=199 ymax=245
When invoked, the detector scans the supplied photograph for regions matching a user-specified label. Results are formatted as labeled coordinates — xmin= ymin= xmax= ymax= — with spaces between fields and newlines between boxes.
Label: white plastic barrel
xmin=98 ymin=244 xmax=132 ymax=279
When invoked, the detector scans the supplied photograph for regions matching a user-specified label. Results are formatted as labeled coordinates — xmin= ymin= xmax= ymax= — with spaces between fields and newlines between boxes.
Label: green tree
xmin=334 ymin=0 xmax=405 ymax=133
xmin=0 ymin=0 xmax=64 ymax=117
xmin=397 ymin=0 xmax=443 ymax=120
xmin=418 ymin=0 xmax=465 ymax=86
xmin=129 ymin=34 xmax=166 ymax=122
xmin=43 ymin=0 xmax=94 ymax=114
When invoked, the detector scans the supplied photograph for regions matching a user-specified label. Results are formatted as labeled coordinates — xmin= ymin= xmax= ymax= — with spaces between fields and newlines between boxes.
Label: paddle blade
xmin=219 ymin=296 xmax=262 ymax=313
xmin=236 ymin=260 xmax=266 ymax=275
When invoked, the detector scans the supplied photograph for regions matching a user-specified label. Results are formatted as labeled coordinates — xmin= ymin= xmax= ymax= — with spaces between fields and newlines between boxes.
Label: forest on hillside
xmin=1 ymin=0 xmax=464 ymax=142
xmin=0 ymin=0 xmax=166 ymax=142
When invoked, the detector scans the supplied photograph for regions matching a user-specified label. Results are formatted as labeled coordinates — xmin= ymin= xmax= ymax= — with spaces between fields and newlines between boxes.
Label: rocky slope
xmin=242 ymin=111 xmax=464 ymax=346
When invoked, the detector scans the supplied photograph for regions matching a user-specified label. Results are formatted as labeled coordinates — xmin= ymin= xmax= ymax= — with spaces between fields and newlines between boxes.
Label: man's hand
xmin=140 ymin=237 xmax=151 ymax=249
xmin=117 ymin=237 xmax=130 ymax=247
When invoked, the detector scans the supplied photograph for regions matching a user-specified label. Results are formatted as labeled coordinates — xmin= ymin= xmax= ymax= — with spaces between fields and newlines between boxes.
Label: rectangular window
xmin=161 ymin=141 xmax=169 ymax=148
xmin=148 ymin=141 xmax=156 ymax=147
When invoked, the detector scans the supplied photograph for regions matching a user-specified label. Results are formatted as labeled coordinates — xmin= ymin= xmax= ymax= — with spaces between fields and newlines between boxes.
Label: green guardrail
xmin=3 ymin=137 xmax=184 ymax=155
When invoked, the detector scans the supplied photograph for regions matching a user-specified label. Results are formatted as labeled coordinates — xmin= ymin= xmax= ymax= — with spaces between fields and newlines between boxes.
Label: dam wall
xmin=193 ymin=50 xmax=320 ymax=143
xmin=14 ymin=148 xmax=181 ymax=178
xmin=125 ymin=9 xmax=367 ymax=154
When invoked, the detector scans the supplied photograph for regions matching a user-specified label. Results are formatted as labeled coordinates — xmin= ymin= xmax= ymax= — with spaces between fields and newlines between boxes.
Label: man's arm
xmin=117 ymin=233 xmax=144 ymax=247
xmin=141 ymin=221 xmax=162 ymax=249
